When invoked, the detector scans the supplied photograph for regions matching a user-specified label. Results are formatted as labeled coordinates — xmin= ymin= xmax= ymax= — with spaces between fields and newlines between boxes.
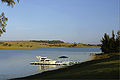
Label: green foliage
xmin=0 ymin=42 xmax=4 ymax=44
xmin=8 ymin=44 xmax=12 ymax=46
xmin=2 ymin=43 xmax=8 ymax=46
xmin=69 ymin=43 xmax=77 ymax=47
xmin=0 ymin=12 xmax=8 ymax=36
xmin=1 ymin=0 xmax=19 ymax=7
xmin=19 ymin=44 xmax=23 ymax=47
xmin=101 ymin=30 xmax=120 ymax=53
xmin=116 ymin=31 xmax=120 ymax=52
xmin=31 ymin=40 xmax=65 ymax=44
xmin=0 ymin=0 xmax=19 ymax=36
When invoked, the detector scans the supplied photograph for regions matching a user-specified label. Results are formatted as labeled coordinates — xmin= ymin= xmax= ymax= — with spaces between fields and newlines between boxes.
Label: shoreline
xmin=0 ymin=47 xmax=100 ymax=49
xmin=11 ymin=59 xmax=94 ymax=80
xmin=11 ymin=53 xmax=120 ymax=79
xmin=0 ymin=41 xmax=100 ymax=49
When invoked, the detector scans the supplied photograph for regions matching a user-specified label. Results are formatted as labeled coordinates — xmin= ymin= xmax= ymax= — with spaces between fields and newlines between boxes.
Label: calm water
xmin=0 ymin=48 xmax=101 ymax=80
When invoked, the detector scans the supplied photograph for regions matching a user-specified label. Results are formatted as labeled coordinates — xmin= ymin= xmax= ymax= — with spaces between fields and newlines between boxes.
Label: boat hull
xmin=30 ymin=62 xmax=67 ymax=65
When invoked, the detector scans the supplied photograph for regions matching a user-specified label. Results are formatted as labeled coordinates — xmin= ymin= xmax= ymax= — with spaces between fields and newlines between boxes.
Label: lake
xmin=0 ymin=48 xmax=101 ymax=80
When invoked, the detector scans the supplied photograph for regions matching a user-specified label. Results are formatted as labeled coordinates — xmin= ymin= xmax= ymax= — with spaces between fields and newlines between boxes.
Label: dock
xmin=30 ymin=62 xmax=67 ymax=65
xmin=30 ymin=56 xmax=80 ymax=65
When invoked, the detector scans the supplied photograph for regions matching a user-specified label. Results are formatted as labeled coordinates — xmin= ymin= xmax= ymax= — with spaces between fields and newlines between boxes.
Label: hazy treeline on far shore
xmin=0 ymin=40 xmax=100 ymax=49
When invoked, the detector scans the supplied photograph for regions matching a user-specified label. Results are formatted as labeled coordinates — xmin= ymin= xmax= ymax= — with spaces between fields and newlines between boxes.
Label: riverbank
xmin=11 ymin=53 xmax=120 ymax=79
xmin=0 ymin=41 xmax=100 ymax=49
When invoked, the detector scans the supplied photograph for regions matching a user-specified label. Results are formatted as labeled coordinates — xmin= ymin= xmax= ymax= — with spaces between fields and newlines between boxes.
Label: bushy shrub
xmin=3 ymin=43 xmax=8 ymax=46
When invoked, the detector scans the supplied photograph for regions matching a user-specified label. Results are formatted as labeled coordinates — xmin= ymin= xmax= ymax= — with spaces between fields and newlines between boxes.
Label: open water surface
xmin=0 ymin=48 xmax=101 ymax=80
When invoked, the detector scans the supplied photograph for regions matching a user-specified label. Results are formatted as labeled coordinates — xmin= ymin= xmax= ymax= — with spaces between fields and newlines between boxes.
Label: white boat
xmin=30 ymin=56 xmax=69 ymax=65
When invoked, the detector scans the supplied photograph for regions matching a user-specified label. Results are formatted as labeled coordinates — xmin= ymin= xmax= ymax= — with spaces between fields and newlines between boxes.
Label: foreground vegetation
xmin=12 ymin=53 xmax=120 ymax=79
xmin=0 ymin=40 xmax=100 ymax=49
xmin=101 ymin=30 xmax=120 ymax=53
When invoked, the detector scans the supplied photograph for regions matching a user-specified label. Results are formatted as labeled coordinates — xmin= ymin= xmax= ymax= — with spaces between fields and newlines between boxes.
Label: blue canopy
xmin=59 ymin=56 xmax=68 ymax=58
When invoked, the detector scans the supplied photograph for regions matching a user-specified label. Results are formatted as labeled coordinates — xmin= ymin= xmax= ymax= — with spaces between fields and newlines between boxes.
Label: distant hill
xmin=0 ymin=40 xmax=100 ymax=49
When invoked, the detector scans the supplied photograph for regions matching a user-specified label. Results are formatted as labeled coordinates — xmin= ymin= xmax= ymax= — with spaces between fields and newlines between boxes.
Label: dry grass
xmin=0 ymin=41 xmax=100 ymax=49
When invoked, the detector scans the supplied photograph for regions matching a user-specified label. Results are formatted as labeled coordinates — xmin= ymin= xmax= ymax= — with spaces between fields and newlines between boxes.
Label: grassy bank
xmin=0 ymin=41 xmax=100 ymax=49
xmin=12 ymin=53 xmax=120 ymax=79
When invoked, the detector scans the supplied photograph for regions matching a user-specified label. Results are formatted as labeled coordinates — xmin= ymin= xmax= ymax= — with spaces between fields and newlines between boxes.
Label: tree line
xmin=101 ymin=30 xmax=120 ymax=53
xmin=30 ymin=40 xmax=64 ymax=44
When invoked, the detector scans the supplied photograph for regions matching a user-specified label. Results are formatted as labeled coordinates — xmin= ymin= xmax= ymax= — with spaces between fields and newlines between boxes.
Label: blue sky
xmin=0 ymin=0 xmax=119 ymax=44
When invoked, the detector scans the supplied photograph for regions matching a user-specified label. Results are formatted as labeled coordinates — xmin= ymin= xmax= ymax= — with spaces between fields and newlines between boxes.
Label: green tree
xmin=101 ymin=33 xmax=110 ymax=53
xmin=115 ymin=30 xmax=120 ymax=52
xmin=0 ymin=12 xmax=8 ymax=35
xmin=101 ymin=30 xmax=120 ymax=53
xmin=0 ymin=0 xmax=19 ymax=36
xmin=109 ymin=30 xmax=116 ymax=53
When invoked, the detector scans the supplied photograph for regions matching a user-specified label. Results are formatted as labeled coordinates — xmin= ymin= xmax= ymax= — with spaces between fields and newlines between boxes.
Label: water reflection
xmin=36 ymin=65 xmax=57 ymax=72
xmin=0 ymin=48 xmax=101 ymax=80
